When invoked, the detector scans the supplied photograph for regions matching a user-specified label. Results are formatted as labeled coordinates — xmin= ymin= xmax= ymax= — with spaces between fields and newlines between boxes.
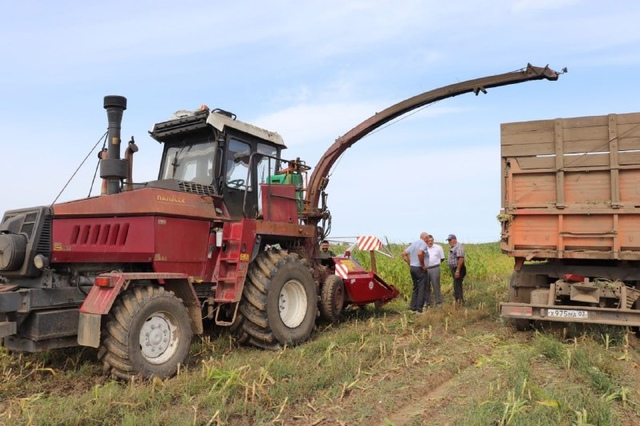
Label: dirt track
xmin=277 ymin=310 xmax=526 ymax=425
xmin=280 ymin=308 xmax=640 ymax=426
xmin=377 ymin=317 xmax=519 ymax=425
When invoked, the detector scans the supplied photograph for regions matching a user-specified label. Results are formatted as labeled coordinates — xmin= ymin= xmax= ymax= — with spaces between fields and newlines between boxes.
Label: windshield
xmin=225 ymin=140 xmax=280 ymax=191
xmin=256 ymin=143 xmax=279 ymax=184
xmin=161 ymin=140 xmax=217 ymax=185
xmin=226 ymin=139 xmax=252 ymax=189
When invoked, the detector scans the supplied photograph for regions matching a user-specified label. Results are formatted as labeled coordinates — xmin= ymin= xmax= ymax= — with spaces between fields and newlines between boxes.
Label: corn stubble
xmin=1 ymin=243 xmax=639 ymax=425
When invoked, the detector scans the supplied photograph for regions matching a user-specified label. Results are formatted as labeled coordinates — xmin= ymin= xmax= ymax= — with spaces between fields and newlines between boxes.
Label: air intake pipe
xmin=100 ymin=95 xmax=128 ymax=195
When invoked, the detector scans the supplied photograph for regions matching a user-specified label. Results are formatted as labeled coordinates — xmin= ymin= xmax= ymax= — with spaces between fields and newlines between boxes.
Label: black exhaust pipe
xmin=100 ymin=96 xmax=128 ymax=195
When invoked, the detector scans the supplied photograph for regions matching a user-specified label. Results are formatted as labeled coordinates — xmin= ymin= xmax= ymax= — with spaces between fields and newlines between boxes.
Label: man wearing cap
xmin=401 ymin=232 xmax=429 ymax=313
xmin=446 ymin=234 xmax=466 ymax=305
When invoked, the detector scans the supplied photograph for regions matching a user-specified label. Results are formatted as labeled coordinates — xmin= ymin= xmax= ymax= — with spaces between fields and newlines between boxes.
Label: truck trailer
xmin=500 ymin=111 xmax=640 ymax=329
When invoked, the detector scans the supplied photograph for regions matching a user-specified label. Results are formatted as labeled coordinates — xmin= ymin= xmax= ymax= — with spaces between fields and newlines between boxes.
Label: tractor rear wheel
xmin=320 ymin=274 xmax=346 ymax=322
xmin=99 ymin=286 xmax=193 ymax=379
xmin=235 ymin=249 xmax=317 ymax=349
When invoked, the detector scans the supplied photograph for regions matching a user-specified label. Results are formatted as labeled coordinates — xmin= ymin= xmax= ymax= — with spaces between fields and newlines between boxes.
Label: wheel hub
xmin=139 ymin=312 xmax=178 ymax=364
xmin=279 ymin=279 xmax=308 ymax=328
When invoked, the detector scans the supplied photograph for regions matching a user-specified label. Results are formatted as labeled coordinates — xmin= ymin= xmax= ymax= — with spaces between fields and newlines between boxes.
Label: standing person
xmin=401 ymin=232 xmax=429 ymax=313
xmin=424 ymin=235 xmax=445 ymax=308
xmin=446 ymin=234 xmax=466 ymax=306
xmin=319 ymin=240 xmax=336 ymax=258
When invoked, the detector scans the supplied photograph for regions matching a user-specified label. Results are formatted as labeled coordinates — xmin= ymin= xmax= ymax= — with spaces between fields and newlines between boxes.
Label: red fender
xmin=77 ymin=272 xmax=202 ymax=348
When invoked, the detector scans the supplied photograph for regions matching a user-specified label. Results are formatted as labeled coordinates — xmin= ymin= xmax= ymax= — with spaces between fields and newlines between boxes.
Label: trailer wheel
xmin=235 ymin=250 xmax=317 ymax=349
xmin=99 ymin=286 xmax=193 ymax=379
xmin=320 ymin=274 xmax=346 ymax=322
xmin=508 ymin=272 xmax=531 ymax=331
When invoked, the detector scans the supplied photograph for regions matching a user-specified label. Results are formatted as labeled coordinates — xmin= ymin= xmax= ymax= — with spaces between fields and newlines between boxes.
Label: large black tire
xmin=320 ymin=274 xmax=346 ymax=323
xmin=234 ymin=249 xmax=317 ymax=349
xmin=508 ymin=272 xmax=532 ymax=332
xmin=99 ymin=286 xmax=193 ymax=379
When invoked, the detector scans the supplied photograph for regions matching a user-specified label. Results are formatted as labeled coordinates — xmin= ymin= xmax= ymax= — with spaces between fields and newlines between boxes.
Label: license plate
xmin=547 ymin=309 xmax=588 ymax=319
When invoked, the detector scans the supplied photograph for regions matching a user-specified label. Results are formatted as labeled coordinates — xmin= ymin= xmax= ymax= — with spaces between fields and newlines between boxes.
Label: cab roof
xmin=207 ymin=110 xmax=286 ymax=148
xmin=149 ymin=107 xmax=286 ymax=148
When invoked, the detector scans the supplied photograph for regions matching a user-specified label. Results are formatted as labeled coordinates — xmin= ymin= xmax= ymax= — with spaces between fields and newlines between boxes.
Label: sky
xmin=1 ymin=0 xmax=640 ymax=244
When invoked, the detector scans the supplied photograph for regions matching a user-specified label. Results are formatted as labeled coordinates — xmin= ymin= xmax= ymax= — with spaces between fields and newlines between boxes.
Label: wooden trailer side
xmin=499 ymin=112 xmax=640 ymax=261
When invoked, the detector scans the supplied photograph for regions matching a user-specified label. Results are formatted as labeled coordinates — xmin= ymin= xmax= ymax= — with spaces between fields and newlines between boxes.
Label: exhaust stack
xmin=100 ymin=96 xmax=128 ymax=195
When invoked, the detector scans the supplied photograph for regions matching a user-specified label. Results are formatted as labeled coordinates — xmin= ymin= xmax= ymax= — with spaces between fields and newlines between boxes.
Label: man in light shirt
xmin=424 ymin=235 xmax=445 ymax=308
xmin=401 ymin=232 xmax=429 ymax=313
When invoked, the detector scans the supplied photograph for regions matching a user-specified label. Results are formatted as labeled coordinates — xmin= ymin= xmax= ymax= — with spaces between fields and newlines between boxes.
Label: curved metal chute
xmin=303 ymin=63 xmax=562 ymax=226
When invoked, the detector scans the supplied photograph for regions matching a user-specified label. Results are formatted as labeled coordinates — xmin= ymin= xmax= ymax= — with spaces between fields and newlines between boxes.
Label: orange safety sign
xmin=356 ymin=236 xmax=381 ymax=252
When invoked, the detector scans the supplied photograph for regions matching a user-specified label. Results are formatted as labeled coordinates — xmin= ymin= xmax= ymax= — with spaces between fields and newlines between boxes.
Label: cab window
xmin=226 ymin=139 xmax=251 ymax=190
xmin=256 ymin=143 xmax=279 ymax=184
xmin=162 ymin=141 xmax=216 ymax=185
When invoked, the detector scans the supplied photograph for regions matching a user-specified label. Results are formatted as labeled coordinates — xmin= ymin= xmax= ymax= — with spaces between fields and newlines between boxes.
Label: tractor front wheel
xmin=235 ymin=249 xmax=317 ymax=349
xmin=99 ymin=286 xmax=193 ymax=379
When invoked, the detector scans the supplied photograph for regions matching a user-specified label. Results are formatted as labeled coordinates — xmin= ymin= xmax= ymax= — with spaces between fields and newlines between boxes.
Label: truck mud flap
xmin=501 ymin=302 xmax=640 ymax=327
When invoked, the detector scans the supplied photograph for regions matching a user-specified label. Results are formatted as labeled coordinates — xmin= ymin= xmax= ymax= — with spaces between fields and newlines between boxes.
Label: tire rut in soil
xmin=379 ymin=321 xmax=517 ymax=426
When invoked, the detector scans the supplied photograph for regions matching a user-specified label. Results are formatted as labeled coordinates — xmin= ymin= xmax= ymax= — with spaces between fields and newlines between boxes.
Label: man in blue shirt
xmin=401 ymin=232 xmax=429 ymax=313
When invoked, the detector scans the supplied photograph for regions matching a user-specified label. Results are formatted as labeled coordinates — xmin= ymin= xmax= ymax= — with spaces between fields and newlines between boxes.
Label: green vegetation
xmin=1 ymin=242 xmax=639 ymax=425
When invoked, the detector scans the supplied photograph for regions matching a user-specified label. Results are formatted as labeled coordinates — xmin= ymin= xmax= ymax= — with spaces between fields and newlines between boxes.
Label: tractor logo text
xmin=154 ymin=253 xmax=168 ymax=261
xmin=156 ymin=195 xmax=186 ymax=204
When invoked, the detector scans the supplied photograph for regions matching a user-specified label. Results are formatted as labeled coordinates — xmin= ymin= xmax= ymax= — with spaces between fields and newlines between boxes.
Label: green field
xmin=1 ymin=242 xmax=639 ymax=425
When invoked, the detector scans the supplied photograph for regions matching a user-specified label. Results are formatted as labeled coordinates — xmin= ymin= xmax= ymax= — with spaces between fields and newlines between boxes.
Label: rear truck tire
xmin=508 ymin=272 xmax=531 ymax=332
xmin=234 ymin=249 xmax=317 ymax=349
xmin=99 ymin=286 xmax=193 ymax=380
xmin=320 ymin=274 xmax=346 ymax=322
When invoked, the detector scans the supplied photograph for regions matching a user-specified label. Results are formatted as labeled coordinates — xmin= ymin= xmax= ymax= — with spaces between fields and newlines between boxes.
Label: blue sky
xmin=2 ymin=0 xmax=640 ymax=244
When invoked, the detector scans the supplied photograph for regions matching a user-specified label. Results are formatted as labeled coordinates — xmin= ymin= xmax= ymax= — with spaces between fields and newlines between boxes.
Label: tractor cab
xmin=149 ymin=106 xmax=287 ymax=219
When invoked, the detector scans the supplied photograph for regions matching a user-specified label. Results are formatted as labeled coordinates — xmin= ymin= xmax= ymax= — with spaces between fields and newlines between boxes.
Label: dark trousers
xmin=450 ymin=266 xmax=466 ymax=303
xmin=409 ymin=266 xmax=426 ymax=312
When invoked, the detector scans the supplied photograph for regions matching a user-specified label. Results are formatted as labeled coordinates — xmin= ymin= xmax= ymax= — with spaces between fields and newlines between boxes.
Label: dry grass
xmin=1 ymin=243 xmax=639 ymax=425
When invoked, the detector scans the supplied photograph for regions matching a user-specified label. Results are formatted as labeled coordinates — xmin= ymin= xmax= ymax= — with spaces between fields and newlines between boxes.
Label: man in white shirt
xmin=425 ymin=235 xmax=445 ymax=308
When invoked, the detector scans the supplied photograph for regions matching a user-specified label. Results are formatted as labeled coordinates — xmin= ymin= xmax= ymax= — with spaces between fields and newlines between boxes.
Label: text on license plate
xmin=547 ymin=309 xmax=588 ymax=319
